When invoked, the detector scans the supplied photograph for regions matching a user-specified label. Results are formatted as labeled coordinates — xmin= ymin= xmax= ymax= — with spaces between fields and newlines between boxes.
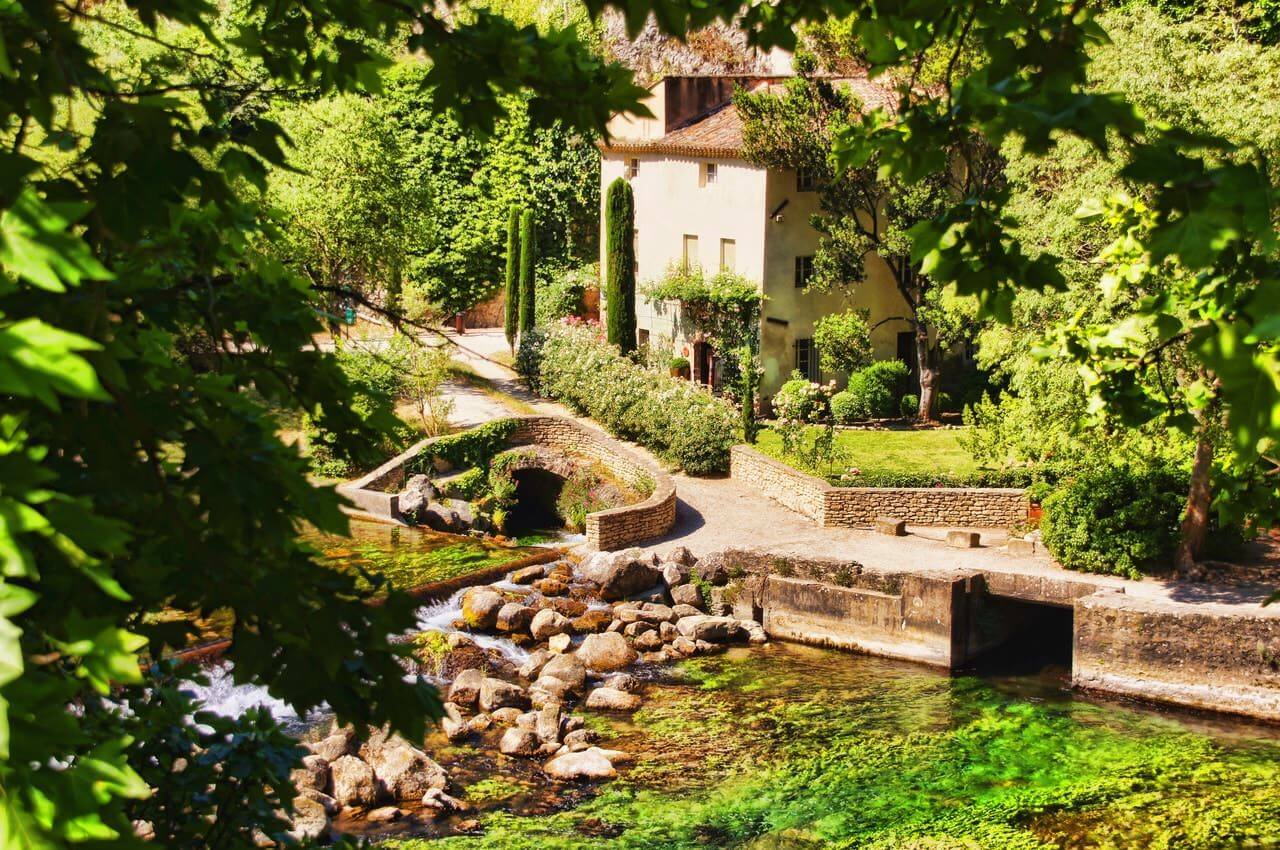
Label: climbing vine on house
xmin=643 ymin=263 xmax=764 ymax=388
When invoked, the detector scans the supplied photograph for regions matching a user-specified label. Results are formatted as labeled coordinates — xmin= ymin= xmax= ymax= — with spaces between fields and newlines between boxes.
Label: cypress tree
xmin=518 ymin=208 xmax=536 ymax=333
xmin=503 ymin=205 xmax=520 ymax=350
xmin=604 ymin=177 xmax=637 ymax=353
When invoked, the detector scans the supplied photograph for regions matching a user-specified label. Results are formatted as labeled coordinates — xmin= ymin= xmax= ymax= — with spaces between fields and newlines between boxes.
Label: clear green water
xmin=392 ymin=643 xmax=1280 ymax=850
xmin=302 ymin=519 xmax=540 ymax=593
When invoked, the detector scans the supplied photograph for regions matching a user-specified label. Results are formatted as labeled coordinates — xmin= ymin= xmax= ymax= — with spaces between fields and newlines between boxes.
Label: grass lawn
xmin=755 ymin=426 xmax=979 ymax=479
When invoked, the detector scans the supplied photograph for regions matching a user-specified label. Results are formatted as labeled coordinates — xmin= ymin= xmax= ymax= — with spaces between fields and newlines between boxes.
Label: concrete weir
xmin=711 ymin=549 xmax=1280 ymax=723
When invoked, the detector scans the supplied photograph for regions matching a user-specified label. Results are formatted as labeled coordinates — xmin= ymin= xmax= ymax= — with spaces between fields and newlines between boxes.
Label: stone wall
xmin=340 ymin=416 xmax=676 ymax=551
xmin=1074 ymin=592 xmax=1280 ymax=722
xmin=730 ymin=444 xmax=1029 ymax=528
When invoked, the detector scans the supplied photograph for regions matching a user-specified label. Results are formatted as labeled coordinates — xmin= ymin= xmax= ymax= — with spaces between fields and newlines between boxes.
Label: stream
xmin=191 ymin=523 xmax=1280 ymax=849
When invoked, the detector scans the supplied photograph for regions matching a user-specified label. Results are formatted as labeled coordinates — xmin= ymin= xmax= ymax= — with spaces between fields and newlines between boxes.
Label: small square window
xmin=626 ymin=158 xmax=639 ymax=179
xmin=701 ymin=162 xmax=718 ymax=186
xmin=794 ymin=255 xmax=815 ymax=288
xmin=797 ymin=168 xmax=817 ymax=192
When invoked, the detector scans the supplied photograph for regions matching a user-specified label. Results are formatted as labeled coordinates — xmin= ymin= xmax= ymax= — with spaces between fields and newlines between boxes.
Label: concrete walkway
xmin=439 ymin=328 xmax=1280 ymax=617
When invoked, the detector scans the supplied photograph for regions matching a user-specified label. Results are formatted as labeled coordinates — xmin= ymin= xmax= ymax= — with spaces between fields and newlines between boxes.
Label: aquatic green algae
xmin=390 ymin=644 xmax=1280 ymax=850
xmin=303 ymin=519 xmax=539 ymax=592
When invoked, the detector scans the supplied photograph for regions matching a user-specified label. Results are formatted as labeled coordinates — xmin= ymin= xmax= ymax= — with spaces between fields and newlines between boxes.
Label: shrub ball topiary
xmin=1040 ymin=464 xmax=1186 ymax=578
xmin=830 ymin=389 xmax=868 ymax=424
xmin=899 ymin=393 xmax=919 ymax=417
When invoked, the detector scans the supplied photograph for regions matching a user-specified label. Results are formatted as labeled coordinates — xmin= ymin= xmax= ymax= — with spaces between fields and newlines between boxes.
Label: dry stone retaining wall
xmin=730 ymin=444 xmax=1028 ymax=528
xmin=340 ymin=416 xmax=675 ymax=551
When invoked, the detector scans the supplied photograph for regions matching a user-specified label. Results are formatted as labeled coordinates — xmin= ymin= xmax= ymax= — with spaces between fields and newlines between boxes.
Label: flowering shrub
xmin=532 ymin=323 xmax=739 ymax=473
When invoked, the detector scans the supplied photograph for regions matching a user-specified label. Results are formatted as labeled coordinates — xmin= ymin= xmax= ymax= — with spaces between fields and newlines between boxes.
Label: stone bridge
xmin=338 ymin=415 xmax=676 ymax=551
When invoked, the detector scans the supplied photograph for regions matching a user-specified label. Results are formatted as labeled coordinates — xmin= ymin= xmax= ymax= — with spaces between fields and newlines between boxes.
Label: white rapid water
xmin=181 ymin=665 xmax=328 ymax=733
xmin=415 ymin=587 xmax=532 ymax=666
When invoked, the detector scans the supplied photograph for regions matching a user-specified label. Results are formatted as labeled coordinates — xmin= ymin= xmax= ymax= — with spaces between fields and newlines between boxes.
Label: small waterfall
xmin=415 ymin=587 xmax=532 ymax=666
xmin=181 ymin=665 xmax=329 ymax=733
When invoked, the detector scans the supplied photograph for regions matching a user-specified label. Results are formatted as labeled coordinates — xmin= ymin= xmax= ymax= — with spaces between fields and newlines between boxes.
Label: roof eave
xmin=597 ymin=140 xmax=746 ymax=161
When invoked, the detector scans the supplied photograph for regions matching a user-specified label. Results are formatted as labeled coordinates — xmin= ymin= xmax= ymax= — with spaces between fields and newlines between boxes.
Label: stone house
xmin=598 ymin=74 xmax=917 ymax=402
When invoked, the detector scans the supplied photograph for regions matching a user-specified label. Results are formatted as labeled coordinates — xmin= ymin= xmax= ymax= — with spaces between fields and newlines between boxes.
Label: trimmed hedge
xmin=1040 ymin=464 xmax=1186 ymax=578
xmin=527 ymin=323 xmax=738 ymax=474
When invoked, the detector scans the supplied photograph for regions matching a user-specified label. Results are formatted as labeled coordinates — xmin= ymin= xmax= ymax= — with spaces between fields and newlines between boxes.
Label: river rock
xmin=661 ymin=561 xmax=692 ymax=587
xmin=422 ymin=787 xmax=468 ymax=814
xmin=497 ymin=603 xmax=535 ymax=633
xmin=548 ymin=633 xmax=572 ymax=654
xmin=396 ymin=475 xmax=436 ymax=524
xmin=585 ymin=686 xmax=642 ymax=711
xmin=606 ymin=673 xmax=642 ymax=693
xmin=668 ymin=546 xmax=696 ymax=567
xmin=606 ymin=619 xmax=624 ymax=633
xmin=562 ymin=728 xmax=599 ymax=751
xmin=447 ymin=631 xmax=475 ymax=649
xmin=329 ymin=755 xmax=380 ymax=808
xmin=490 ymin=707 xmax=522 ymax=725
xmin=448 ymin=669 xmax=485 ymax=706
xmin=366 ymin=806 xmax=404 ymax=823
xmin=441 ymin=703 xmax=468 ymax=742
xmin=369 ymin=741 xmax=448 ymax=800
xmin=479 ymin=678 xmax=527 ymax=712
xmin=659 ymin=621 xmax=678 ymax=642
xmin=670 ymin=584 xmax=703 ymax=609
xmin=519 ymin=649 xmax=551 ymax=680
xmin=289 ymin=793 xmax=331 ymax=841
xmin=538 ymin=653 xmax=587 ymax=693
xmin=461 ymin=588 xmax=504 ymax=629
xmin=307 ymin=727 xmax=357 ymax=762
xmin=291 ymin=754 xmax=331 ymax=793
xmin=547 ymin=596 xmax=589 ymax=618
xmin=528 ymin=684 xmax=562 ymax=709
xmin=693 ymin=552 xmax=731 ymax=586
xmin=670 ymin=636 xmax=697 ymax=656
xmin=534 ymin=577 xmax=569 ymax=596
xmin=671 ymin=603 xmax=702 ymax=619
xmin=622 ymin=620 xmax=655 ymax=637
xmin=632 ymin=630 xmax=663 ymax=652
xmin=580 ymin=549 xmax=661 ymax=601
xmin=676 ymin=615 xmax=744 ymax=643
xmin=468 ymin=713 xmax=493 ymax=733
xmin=499 ymin=727 xmax=541 ymax=757
xmin=743 ymin=620 xmax=768 ymax=645
xmin=536 ymin=704 xmax=562 ymax=743
xmin=301 ymin=788 xmax=341 ymax=816
xmin=543 ymin=747 xmax=617 ymax=780
xmin=530 ymin=609 xmax=570 ymax=640
xmin=571 ymin=610 xmax=613 ymax=634
xmin=515 ymin=710 xmax=538 ymax=730
xmin=510 ymin=565 xmax=547 ymax=584
xmin=576 ymin=632 xmax=638 ymax=671
xmin=695 ymin=639 xmax=722 ymax=654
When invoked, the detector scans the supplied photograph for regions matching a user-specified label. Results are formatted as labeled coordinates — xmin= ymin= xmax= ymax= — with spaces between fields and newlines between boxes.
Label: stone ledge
xmin=730 ymin=443 xmax=1029 ymax=529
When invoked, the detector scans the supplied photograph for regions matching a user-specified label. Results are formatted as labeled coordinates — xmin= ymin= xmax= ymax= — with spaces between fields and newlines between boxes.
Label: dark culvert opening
xmin=507 ymin=468 xmax=567 ymax=534
xmin=969 ymin=597 xmax=1074 ymax=677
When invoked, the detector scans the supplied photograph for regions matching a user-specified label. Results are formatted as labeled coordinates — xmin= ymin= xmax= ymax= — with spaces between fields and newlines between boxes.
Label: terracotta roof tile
xmin=601 ymin=74 xmax=899 ymax=160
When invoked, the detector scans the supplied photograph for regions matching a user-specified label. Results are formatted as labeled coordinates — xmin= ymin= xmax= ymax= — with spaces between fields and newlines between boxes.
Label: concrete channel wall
xmin=730 ymin=444 xmax=1030 ymax=528
xmin=338 ymin=416 xmax=676 ymax=551
xmin=706 ymin=548 xmax=1280 ymax=722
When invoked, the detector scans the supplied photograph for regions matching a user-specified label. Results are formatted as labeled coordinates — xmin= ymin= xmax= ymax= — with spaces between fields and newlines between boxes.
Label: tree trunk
xmin=1175 ymin=427 xmax=1215 ymax=577
xmin=914 ymin=323 xmax=940 ymax=422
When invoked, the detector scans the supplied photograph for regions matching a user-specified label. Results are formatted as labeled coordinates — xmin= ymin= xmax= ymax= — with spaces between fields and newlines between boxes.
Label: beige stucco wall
xmin=599 ymin=150 xmax=914 ymax=400
xmin=600 ymin=152 xmax=768 ymax=359
xmin=605 ymin=80 xmax=664 ymax=141
xmin=759 ymin=168 xmax=913 ymax=397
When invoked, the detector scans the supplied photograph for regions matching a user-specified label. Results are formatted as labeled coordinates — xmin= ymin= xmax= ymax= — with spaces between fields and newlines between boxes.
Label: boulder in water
xmin=530 ymin=609 xmax=570 ymax=640
xmin=461 ymin=588 xmax=504 ymax=629
xmin=518 ymin=649 xmax=550 ymax=680
xmin=448 ymin=669 xmax=484 ymax=706
xmin=509 ymin=564 xmax=547 ymax=585
xmin=306 ymin=727 xmax=357 ymax=762
xmin=543 ymin=747 xmax=617 ymax=780
xmin=291 ymin=754 xmax=330 ymax=793
xmin=478 ymin=677 xmax=527 ymax=712
xmin=585 ymin=686 xmax=642 ymax=711
xmin=499 ymin=727 xmax=541 ymax=757
xmin=675 ymin=615 xmax=744 ymax=643
xmin=538 ymin=653 xmax=587 ymax=692
xmin=547 ymin=633 xmax=572 ymax=654
xmin=329 ymin=755 xmax=381 ymax=808
xmin=579 ymin=549 xmax=661 ymax=601
xmin=571 ymin=610 xmax=613 ymax=634
xmin=289 ymin=792 xmax=331 ymax=841
xmin=367 ymin=741 xmax=448 ymax=800
xmin=496 ymin=602 xmax=535 ymax=633
xmin=576 ymin=632 xmax=638 ymax=671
